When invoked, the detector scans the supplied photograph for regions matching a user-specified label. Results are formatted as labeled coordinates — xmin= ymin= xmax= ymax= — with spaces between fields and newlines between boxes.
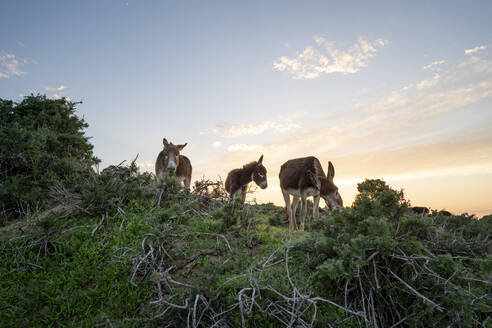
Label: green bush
xmin=294 ymin=179 xmax=491 ymax=327
xmin=211 ymin=197 xmax=245 ymax=232
xmin=0 ymin=95 xmax=99 ymax=222
xmin=49 ymin=163 xmax=157 ymax=217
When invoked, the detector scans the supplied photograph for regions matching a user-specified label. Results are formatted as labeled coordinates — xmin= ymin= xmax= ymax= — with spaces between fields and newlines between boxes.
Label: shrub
xmin=212 ymin=197 xmax=245 ymax=232
xmin=293 ymin=179 xmax=491 ymax=327
xmin=0 ymin=95 xmax=99 ymax=222
xmin=48 ymin=161 xmax=158 ymax=217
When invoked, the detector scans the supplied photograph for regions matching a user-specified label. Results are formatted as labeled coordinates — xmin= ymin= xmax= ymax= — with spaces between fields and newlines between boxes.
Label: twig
xmin=388 ymin=268 xmax=444 ymax=312
xmin=89 ymin=214 xmax=106 ymax=241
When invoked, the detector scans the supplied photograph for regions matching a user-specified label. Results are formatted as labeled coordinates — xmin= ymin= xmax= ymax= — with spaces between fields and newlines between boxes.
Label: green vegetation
xmin=0 ymin=95 xmax=99 ymax=222
xmin=294 ymin=179 xmax=491 ymax=327
xmin=1 ymin=96 xmax=490 ymax=327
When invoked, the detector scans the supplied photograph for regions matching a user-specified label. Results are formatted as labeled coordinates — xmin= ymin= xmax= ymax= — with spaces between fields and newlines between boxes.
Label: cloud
xmin=17 ymin=41 xmax=24 ymax=47
xmin=359 ymin=54 xmax=492 ymax=119
xmin=274 ymin=36 xmax=388 ymax=79
xmin=465 ymin=45 xmax=487 ymax=54
xmin=44 ymin=85 xmax=69 ymax=99
xmin=0 ymin=52 xmax=26 ymax=78
xmin=203 ymin=114 xmax=301 ymax=138
xmin=136 ymin=161 xmax=154 ymax=172
xmin=44 ymin=85 xmax=68 ymax=92
xmin=423 ymin=60 xmax=445 ymax=71
xmin=416 ymin=73 xmax=440 ymax=90
xmin=227 ymin=144 xmax=260 ymax=152
xmin=212 ymin=141 xmax=222 ymax=148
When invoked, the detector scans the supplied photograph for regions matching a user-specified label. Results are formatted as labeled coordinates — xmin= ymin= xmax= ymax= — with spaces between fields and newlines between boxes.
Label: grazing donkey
xmin=225 ymin=155 xmax=268 ymax=203
xmin=279 ymin=156 xmax=343 ymax=231
xmin=155 ymin=138 xmax=192 ymax=190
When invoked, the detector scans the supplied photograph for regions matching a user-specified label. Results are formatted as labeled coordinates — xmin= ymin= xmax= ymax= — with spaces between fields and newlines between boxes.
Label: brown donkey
xmin=279 ymin=156 xmax=343 ymax=231
xmin=155 ymin=138 xmax=192 ymax=190
xmin=225 ymin=155 xmax=268 ymax=203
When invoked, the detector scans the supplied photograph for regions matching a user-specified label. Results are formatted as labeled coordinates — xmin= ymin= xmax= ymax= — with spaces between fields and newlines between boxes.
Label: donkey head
xmin=320 ymin=161 xmax=343 ymax=210
xmin=162 ymin=138 xmax=187 ymax=173
xmin=252 ymin=155 xmax=268 ymax=189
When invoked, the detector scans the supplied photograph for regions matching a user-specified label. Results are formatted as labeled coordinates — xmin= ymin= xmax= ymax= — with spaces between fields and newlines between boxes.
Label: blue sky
xmin=1 ymin=1 xmax=491 ymax=215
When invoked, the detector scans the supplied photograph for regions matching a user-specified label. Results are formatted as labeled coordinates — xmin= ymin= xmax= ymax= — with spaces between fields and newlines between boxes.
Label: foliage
xmin=293 ymin=179 xmax=492 ymax=327
xmin=48 ymin=160 xmax=157 ymax=218
xmin=0 ymin=95 xmax=99 ymax=222
xmin=0 ymin=172 xmax=293 ymax=327
xmin=211 ymin=197 xmax=246 ymax=232
xmin=2 ymin=171 xmax=491 ymax=327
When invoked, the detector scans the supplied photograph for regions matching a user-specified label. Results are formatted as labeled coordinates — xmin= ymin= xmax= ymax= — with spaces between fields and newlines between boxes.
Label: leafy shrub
xmin=293 ymin=179 xmax=491 ymax=327
xmin=49 ymin=162 xmax=158 ymax=217
xmin=0 ymin=95 xmax=99 ymax=222
xmin=212 ymin=197 xmax=245 ymax=232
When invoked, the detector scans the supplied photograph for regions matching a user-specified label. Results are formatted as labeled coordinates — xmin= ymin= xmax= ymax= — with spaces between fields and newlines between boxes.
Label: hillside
xmin=1 ymin=96 xmax=491 ymax=327
xmin=1 ymin=168 xmax=491 ymax=327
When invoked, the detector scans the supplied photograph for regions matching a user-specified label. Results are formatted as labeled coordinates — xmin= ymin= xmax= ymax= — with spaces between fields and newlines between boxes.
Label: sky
xmin=1 ymin=1 xmax=492 ymax=216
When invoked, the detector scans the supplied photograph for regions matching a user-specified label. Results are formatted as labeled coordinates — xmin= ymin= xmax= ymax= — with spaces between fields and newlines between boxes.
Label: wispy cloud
xmin=212 ymin=141 xmax=222 ymax=148
xmin=423 ymin=60 xmax=445 ymax=71
xmin=465 ymin=45 xmax=487 ymax=54
xmin=44 ymin=85 xmax=69 ymax=100
xmin=416 ymin=73 xmax=440 ymax=90
xmin=227 ymin=144 xmax=260 ymax=152
xmin=358 ymin=54 xmax=492 ymax=119
xmin=44 ymin=85 xmax=68 ymax=92
xmin=0 ymin=52 xmax=26 ymax=78
xmin=274 ymin=36 xmax=388 ymax=79
xmin=136 ymin=161 xmax=154 ymax=172
xmin=203 ymin=114 xmax=301 ymax=138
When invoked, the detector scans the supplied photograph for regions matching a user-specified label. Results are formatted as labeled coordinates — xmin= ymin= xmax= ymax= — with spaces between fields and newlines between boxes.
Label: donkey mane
xmin=242 ymin=161 xmax=259 ymax=171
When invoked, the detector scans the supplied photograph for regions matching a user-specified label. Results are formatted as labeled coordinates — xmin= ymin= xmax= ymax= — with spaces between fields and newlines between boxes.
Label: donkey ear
xmin=176 ymin=143 xmax=187 ymax=151
xmin=327 ymin=161 xmax=335 ymax=182
xmin=257 ymin=155 xmax=264 ymax=165
xmin=163 ymin=138 xmax=169 ymax=147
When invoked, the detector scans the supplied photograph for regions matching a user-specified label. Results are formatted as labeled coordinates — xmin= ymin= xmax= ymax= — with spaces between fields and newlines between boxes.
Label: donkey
xmin=155 ymin=138 xmax=192 ymax=190
xmin=225 ymin=155 xmax=268 ymax=203
xmin=279 ymin=156 xmax=343 ymax=231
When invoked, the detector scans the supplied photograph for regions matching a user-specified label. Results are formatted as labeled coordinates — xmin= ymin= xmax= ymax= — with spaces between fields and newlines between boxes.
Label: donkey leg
xmin=230 ymin=187 xmax=239 ymax=201
xmin=184 ymin=176 xmax=191 ymax=193
xmin=291 ymin=195 xmax=300 ymax=224
xmin=241 ymin=185 xmax=248 ymax=204
xmin=300 ymin=194 xmax=308 ymax=232
xmin=313 ymin=195 xmax=320 ymax=223
xmin=282 ymin=190 xmax=295 ymax=231
xmin=156 ymin=171 xmax=164 ymax=184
